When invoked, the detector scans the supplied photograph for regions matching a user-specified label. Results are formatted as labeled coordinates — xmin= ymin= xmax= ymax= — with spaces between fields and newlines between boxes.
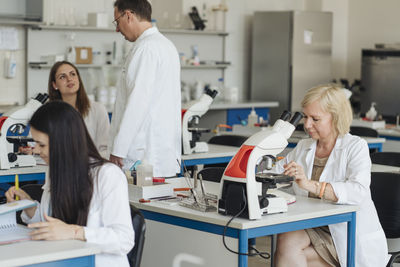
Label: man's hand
xmin=110 ymin=154 xmax=124 ymax=168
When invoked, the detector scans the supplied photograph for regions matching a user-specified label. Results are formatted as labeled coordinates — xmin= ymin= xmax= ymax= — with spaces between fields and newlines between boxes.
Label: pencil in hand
xmin=15 ymin=174 xmax=19 ymax=201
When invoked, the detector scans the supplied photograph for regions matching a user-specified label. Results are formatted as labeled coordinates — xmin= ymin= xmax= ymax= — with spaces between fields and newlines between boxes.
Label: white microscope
xmin=182 ymin=87 xmax=218 ymax=155
xmin=0 ymin=93 xmax=48 ymax=169
xmin=218 ymin=111 xmax=303 ymax=220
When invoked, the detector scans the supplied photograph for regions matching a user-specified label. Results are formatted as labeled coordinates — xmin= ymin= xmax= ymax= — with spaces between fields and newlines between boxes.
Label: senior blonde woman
xmin=273 ymin=84 xmax=389 ymax=267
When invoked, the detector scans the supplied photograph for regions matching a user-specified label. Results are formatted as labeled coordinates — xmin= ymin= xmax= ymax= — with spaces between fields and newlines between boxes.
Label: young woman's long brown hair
xmin=48 ymin=61 xmax=91 ymax=117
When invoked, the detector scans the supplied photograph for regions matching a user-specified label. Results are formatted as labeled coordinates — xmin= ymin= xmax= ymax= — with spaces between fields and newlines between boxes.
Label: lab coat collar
xmin=302 ymin=134 xmax=347 ymax=181
xmin=136 ymin=26 xmax=158 ymax=43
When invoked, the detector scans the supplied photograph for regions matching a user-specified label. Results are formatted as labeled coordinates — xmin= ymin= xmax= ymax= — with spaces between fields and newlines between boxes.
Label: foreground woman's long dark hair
xmin=29 ymin=101 xmax=106 ymax=225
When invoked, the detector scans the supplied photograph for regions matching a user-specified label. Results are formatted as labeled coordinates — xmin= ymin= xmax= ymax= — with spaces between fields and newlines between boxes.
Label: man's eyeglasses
xmin=112 ymin=12 xmax=126 ymax=27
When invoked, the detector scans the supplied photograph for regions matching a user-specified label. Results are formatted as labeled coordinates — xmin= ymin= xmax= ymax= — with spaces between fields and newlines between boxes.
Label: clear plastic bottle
xmin=366 ymin=102 xmax=377 ymax=121
xmin=247 ymin=108 xmax=258 ymax=127
xmin=136 ymin=157 xmax=153 ymax=187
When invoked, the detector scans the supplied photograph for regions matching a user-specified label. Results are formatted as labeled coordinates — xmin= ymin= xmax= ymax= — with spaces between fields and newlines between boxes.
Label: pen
xmin=15 ymin=174 xmax=19 ymax=200
xmin=139 ymin=196 xmax=179 ymax=203
xmin=173 ymin=187 xmax=191 ymax=192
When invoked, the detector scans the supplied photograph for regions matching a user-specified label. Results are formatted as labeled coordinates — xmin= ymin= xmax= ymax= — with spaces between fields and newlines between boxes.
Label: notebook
xmin=0 ymin=199 xmax=37 ymax=245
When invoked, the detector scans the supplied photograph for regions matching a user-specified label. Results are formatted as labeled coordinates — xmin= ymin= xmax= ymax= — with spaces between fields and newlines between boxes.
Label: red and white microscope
xmin=0 ymin=93 xmax=48 ymax=169
xmin=218 ymin=111 xmax=303 ymax=220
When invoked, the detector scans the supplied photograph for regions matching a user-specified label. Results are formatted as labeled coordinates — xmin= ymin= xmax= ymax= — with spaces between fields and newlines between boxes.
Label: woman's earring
xmin=55 ymin=88 xmax=58 ymax=90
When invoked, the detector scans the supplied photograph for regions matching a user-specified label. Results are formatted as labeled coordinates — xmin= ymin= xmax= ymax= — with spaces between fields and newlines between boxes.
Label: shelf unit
xmin=25 ymin=24 xmax=229 ymax=101
xmin=29 ymin=24 xmax=229 ymax=36
xmin=28 ymin=63 xmax=230 ymax=70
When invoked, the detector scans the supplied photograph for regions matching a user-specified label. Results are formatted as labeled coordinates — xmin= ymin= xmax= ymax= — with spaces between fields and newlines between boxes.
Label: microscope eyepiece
xmin=279 ymin=110 xmax=291 ymax=121
xmin=204 ymin=86 xmax=218 ymax=99
xmin=289 ymin=112 xmax=304 ymax=126
xmin=34 ymin=93 xmax=49 ymax=104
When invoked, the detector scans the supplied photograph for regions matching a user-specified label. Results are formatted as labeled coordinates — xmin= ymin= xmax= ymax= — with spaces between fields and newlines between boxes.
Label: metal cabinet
xmin=250 ymin=11 xmax=332 ymax=120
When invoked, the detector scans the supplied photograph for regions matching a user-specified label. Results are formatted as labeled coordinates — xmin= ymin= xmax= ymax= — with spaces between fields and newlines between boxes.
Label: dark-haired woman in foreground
xmin=6 ymin=101 xmax=134 ymax=267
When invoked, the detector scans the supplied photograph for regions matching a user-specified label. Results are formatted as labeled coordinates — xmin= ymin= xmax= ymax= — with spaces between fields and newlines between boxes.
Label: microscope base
xmin=260 ymin=196 xmax=288 ymax=214
xmin=193 ymin=142 xmax=208 ymax=153
xmin=1 ymin=155 xmax=36 ymax=169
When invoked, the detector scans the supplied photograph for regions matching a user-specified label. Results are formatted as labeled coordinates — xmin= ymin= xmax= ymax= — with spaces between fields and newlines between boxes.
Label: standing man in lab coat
xmin=110 ymin=0 xmax=181 ymax=177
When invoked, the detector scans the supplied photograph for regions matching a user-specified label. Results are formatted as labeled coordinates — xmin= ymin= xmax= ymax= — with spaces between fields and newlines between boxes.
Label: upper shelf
xmin=0 ymin=18 xmax=42 ymax=26
xmin=29 ymin=63 xmax=230 ymax=70
xmin=28 ymin=24 xmax=228 ymax=36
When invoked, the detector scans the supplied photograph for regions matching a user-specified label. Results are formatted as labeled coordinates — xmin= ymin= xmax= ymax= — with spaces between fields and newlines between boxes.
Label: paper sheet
xmin=0 ymin=27 xmax=19 ymax=50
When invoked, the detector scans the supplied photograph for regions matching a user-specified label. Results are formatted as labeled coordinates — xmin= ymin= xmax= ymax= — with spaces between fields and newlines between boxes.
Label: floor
xmin=248 ymin=236 xmax=272 ymax=267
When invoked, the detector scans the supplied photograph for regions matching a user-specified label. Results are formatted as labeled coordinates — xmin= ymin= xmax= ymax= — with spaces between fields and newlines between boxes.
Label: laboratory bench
xmin=0 ymin=165 xmax=47 ymax=184
xmin=197 ymin=101 xmax=279 ymax=141
xmin=208 ymin=101 xmax=279 ymax=126
xmin=130 ymin=178 xmax=357 ymax=267
xmin=181 ymin=144 xmax=239 ymax=167
xmin=377 ymin=128 xmax=400 ymax=152
xmin=0 ymin=240 xmax=100 ymax=267
xmin=371 ymin=164 xmax=400 ymax=173
xmin=220 ymin=128 xmax=386 ymax=152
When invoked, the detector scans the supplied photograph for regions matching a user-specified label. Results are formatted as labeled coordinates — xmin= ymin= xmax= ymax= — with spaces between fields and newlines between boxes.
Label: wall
xmin=347 ymin=0 xmax=400 ymax=81
xmin=184 ymin=0 xmax=348 ymax=100
xmin=0 ymin=0 xmax=345 ymax=105
xmin=0 ymin=25 xmax=26 ymax=105
xmin=322 ymin=0 xmax=348 ymax=81
xmin=3 ymin=0 xmax=399 ymax=105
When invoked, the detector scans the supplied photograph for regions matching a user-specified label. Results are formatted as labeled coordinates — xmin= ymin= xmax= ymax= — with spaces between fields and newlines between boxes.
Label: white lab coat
xmin=110 ymin=27 xmax=181 ymax=177
xmin=274 ymin=134 xmax=389 ymax=267
xmin=22 ymin=163 xmax=134 ymax=267
xmin=84 ymin=100 xmax=110 ymax=158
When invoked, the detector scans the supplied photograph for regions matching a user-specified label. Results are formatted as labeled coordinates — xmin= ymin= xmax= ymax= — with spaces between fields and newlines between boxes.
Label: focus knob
xmin=259 ymin=197 xmax=269 ymax=209
xmin=8 ymin=153 xmax=17 ymax=163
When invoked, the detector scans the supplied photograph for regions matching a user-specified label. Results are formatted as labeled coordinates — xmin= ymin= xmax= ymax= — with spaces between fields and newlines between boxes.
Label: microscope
xmin=182 ymin=87 xmax=218 ymax=155
xmin=0 ymin=93 xmax=48 ymax=169
xmin=218 ymin=111 xmax=303 ymax=220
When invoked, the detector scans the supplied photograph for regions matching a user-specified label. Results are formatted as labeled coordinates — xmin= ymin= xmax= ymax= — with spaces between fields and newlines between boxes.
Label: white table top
xmin=0 ymin=240 xmax=101 ymax=267
xmin=209 ymin=101 xmax=279 ymax=110
xmin=0 ymin=165 xmax=48 ymax=176
xmin=130 ymin=178 xmax=357 ymax=230
xmin=182 ymin=144 xmax=239 ymax=160
xmin=371 ymin=164 xmax=400 ymax=173
xmin=378 ymin=128 xmax=400 ymax=137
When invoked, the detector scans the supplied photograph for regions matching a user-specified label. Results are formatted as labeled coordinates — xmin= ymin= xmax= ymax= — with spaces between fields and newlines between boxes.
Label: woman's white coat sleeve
xmin=83 ymin=165 xmax=134 ymax=255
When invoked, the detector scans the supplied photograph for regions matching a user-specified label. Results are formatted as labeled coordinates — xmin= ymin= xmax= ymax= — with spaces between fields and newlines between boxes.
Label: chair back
xmin=127 ymin=204 xmax=146 ymax=267
xmin=350 ymin=126 xmax=378 ymax=137
xmin=371 ymin=152 xmax=400 ymax=167
xmin=370 ymin=172 xmax=400 ymax=239
xmin=16 ymin=184 xmax=44 ymax=225
xmin=208 ymin=135 xmax=248 ymax=147
xmin=197 ymin=167 xmax=225 ymax=183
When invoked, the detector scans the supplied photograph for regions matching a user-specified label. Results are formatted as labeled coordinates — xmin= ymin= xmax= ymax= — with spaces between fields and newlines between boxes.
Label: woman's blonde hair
xmin=301 ymin=84 xmax=353 ymax=136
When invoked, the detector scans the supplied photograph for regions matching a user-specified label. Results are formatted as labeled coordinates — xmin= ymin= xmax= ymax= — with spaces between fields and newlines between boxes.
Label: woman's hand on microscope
xmin=283 ymin=161 xmax=308 ymax=189
xmin=18 ymin=146 xmax=34 ymax=155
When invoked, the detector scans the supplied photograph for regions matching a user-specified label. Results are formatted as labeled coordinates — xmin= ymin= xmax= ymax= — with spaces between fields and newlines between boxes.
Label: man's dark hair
xmin=114 ymin=0 xmax=152 ymax=22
